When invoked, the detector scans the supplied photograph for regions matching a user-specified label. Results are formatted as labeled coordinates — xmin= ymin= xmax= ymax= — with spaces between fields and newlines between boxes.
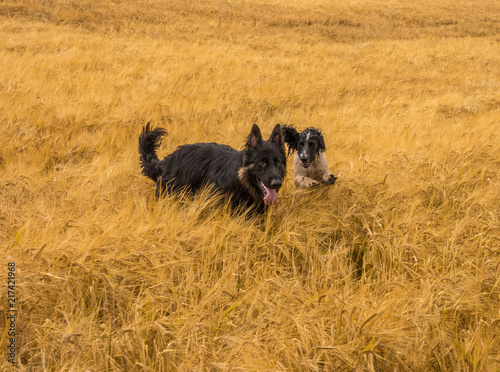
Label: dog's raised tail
xmin=139 ymin=122 xmax=167 ymax=181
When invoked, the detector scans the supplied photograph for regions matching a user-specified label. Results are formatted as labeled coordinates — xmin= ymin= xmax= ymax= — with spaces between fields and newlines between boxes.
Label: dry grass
xmin=1 ymin=0 xmax=500 ymax=370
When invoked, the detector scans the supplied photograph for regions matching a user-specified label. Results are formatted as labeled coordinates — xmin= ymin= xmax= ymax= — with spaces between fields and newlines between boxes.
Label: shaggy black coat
xmin=139 ymin=123 xmax=286 ymax=212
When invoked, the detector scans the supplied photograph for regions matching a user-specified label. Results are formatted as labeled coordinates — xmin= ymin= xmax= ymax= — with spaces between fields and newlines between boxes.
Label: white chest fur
xmin=293 ymin=152 xmax=334 ymax=188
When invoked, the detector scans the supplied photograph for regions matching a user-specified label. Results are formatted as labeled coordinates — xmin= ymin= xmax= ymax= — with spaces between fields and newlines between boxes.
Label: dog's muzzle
xmin=258 ymin=179 xmax=279 ymax=206
xmin=300 ymin=159 xmax=311 ymax=168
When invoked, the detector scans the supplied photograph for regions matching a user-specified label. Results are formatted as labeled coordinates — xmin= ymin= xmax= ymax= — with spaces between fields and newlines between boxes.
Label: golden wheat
xmin=1 ymin=0 xmax=500 ymax=370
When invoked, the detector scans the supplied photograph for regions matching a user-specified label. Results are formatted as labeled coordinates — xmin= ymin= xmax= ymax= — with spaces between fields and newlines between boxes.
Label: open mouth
xmin=301 ymin=162 xmax=310 ymax=168
xmin=257 ymin=178 xmax=278 ymax=206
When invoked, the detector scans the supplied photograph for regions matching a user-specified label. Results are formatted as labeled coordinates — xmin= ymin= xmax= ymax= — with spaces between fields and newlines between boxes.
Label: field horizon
xmin=1 ymin=0 xmax=500 ymax=370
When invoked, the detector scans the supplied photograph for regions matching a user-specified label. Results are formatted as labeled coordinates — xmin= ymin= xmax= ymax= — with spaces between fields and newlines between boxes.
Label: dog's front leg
xmin=295 ymin=176 xmax=320 ymax=188
xmin=314 ymin=152 xmax=336 ymax=185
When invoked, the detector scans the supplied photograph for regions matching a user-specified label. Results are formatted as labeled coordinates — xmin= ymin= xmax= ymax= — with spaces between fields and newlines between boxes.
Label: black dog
xmin=139 ymin=123 xmax=287 ymax=212
xmin=282 ymin=125 xmax=336 ymax=188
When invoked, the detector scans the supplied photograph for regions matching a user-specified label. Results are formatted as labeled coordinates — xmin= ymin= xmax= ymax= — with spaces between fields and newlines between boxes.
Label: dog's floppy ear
xmin=281 ymin=124 xmax=300 ymax=155
xmin=318 ymin=132 xmax=326 ymax=152
xmin=269 ymin=124 xmax=285 ymax=150
xmin=246 ymin=124 xmax=263 ymax=150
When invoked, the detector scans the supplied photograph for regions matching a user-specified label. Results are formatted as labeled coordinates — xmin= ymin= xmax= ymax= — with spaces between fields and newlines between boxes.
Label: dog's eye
xmin=258 ymin=161 xmax=266 ymax=167
xmin=309 ymin=142 xmax=314 ymax=147
xmin=276 ymin=161 xmax=281 ymax=166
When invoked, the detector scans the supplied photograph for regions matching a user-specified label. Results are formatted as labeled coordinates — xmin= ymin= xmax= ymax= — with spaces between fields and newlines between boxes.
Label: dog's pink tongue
xmin=263 ymin=186 xmax=278 ymax=206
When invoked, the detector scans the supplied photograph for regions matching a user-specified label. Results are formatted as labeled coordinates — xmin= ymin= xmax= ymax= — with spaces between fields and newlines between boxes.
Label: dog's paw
xmin=323 ymin=174 xmax=337 ymax=185
xmin=307 ymin=180 xmax=320 ymax=188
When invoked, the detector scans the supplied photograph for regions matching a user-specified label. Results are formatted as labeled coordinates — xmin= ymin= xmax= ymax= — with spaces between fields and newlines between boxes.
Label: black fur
xmin=139 ymin=123 xmax=287 ymax=212
xmin=138 ymin=122 xmax=167 ymax=181
xmin=282 ymin=125 xmax=300 ymax=156
xmin=282 ymin=125 xmax=325 ymax=166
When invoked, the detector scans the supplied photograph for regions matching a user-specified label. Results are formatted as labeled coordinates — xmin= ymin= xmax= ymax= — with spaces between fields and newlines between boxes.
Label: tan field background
xmin=1 ymin=0 xmax=500 ymax=370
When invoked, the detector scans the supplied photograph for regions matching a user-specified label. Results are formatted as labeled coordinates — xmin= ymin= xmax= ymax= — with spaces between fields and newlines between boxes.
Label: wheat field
xmin=1 ymin=0 xmax=500 ymax=370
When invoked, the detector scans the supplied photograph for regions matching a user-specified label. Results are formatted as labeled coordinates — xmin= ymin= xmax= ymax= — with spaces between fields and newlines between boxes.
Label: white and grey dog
xmin=282 ymin=125 xmax=337 ymax=188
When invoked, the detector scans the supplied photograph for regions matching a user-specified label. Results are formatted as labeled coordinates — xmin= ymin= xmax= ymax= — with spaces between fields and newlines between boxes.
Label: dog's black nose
xmin=300 ymin=157 xmax=309 ymax=163
xmin=270 ymin=179 xmax=282 ymax=189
